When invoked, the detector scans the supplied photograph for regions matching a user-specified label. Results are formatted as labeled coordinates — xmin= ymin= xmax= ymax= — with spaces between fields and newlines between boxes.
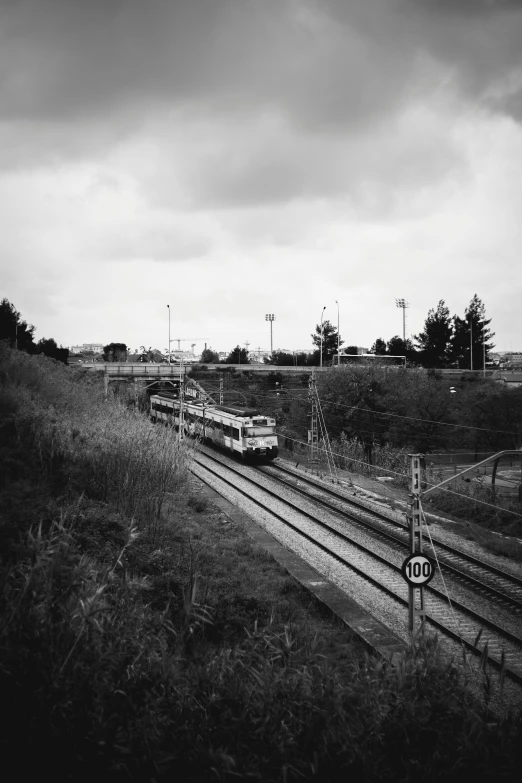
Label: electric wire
xmin=420 ymin=502 xmax=468 ymax=659
xmin=280 ymin=433 xmax=522 ymax=520
xmin=238 ymin=388 xmax=517 ymax=441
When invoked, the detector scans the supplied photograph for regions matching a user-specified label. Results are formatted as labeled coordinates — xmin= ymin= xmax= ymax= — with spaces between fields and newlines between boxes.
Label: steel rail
xmin=265 ymin=460 xmax=522 ymax=593
xmin=191 ymin=451 xmax=522 ymax=686
xmin=258 ymin=462 xmax=522 ymax=613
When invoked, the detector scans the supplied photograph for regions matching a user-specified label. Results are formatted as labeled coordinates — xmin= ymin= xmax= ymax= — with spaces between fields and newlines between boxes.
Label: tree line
xmin=283 ymin=363 xmax=522 ymax=456
xmin=369 ymin=296 xmax=495 ymax=370
xmin=0 ymin=298 xmax=69 ymax=364
xmin=264 ymin=294 xmax=495 ymax=368
xmin=214 ymin=295 xmax=496 ymax=368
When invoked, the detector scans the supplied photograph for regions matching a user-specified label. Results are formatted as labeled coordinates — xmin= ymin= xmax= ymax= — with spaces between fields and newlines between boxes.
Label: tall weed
xmin=0 ymin=344 xmax=190 ymax=528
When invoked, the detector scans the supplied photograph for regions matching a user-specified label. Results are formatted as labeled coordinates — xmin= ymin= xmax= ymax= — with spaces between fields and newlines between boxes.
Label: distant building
xmin=70 ymin=343 xmax=104 ymax=354
xmin=248 ymin=350 xmax=271 ymax=362
xmin=170 ymin=350 xmax=198 ymax=363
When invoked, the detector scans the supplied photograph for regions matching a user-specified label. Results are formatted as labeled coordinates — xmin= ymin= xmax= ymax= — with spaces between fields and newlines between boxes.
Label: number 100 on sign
xmin=401 ymin=554 xmax=435 ymax=587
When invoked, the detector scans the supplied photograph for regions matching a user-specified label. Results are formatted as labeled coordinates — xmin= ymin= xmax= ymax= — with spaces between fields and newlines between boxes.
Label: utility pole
xmin=265 ymin=314 xmax=275 ymax=356
xmin=395 ymin=299 xmax=409 ymax=342
xmin=167 ymin=305 xmax=170 ymax=364
xmin=335 ymin=300 xmax=340 ymax=366
xmin=178 ymin=361 xmax=185 ymax=441
xmin=308 ymin=369 xmax=319 ymax=471
xmin=470 ymin=314 xmax=473 ymax=371
xmin=407 ymin=454 xmax=426 ymax=633
xmin=219 ymin=377 xmax=224 ymax=405
xmin=482 ymin=315 xmax=486 ymax=378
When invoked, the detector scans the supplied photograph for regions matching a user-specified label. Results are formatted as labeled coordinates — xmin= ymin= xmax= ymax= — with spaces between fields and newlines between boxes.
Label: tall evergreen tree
xmin=386 ymin=336 xmax=418 ymax=364
xmin=414 ymin=300 xmax=453 ymax=368
xmin=200 ymin=347 xmax=220 ymax=363
xmin=447 ymin=295 xmax=495 ymax=370
xmin=369 ymin=338 xmax=387 ymax=355
xmin=0 ymin=298 xmax=35 ymax=352
xmin=104 ymin=343 xmax=128 ymax=362
xmin=35 ymin=338 xmax=69 ymax=365
xmin=224 ymin=346 xmax=250 ymax=364
xmin=311 ymin=320 xmax=343 ymax=364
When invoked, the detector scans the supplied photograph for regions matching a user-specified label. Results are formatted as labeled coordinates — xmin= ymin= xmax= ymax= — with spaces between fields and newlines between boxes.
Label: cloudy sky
xmin=1 ymin=0 xmax=521 ymax=356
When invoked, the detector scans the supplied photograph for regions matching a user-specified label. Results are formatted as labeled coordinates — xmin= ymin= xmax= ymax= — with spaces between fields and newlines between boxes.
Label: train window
xmin=232 ymin=428 xmax=240 ymax=441
xmin=245 ymin=426 xmax=274 ymax=437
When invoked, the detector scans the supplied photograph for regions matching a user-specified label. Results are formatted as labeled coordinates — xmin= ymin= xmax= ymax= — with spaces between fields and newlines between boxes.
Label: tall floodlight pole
xmin=395 ymin=299 xmax=409 ymax=343
xmin=167 ymin=305 xmax=171 ymax=364
xmin=320 ymin=306 xmax=326 ymax=368
xmin=265 ymin=314 xmax=275 ymax=356
xmin=335 ymin=300 xmax=340 ymax=366
xmin=483 ymin=315 xmax=486 ymax=378
xmin=469 ymin=314 xmax=473 ymax=371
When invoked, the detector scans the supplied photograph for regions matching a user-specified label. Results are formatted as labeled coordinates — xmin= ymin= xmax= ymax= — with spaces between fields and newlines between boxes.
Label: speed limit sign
xmin=401 ymin=554 xmax=435 ymax=586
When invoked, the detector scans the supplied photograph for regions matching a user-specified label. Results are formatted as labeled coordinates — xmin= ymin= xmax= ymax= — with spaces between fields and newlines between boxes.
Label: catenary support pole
xmin=408 ymin=454 xmax=426 ymax=633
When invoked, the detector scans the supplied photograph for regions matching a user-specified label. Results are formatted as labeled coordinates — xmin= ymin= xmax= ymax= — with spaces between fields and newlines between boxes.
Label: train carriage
xmin=150 ymin=394 xmax=278 ymax=460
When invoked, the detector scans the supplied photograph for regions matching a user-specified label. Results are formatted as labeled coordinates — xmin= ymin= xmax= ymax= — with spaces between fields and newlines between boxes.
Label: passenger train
xmin=150 ymin=393 xmax=279 ymax=460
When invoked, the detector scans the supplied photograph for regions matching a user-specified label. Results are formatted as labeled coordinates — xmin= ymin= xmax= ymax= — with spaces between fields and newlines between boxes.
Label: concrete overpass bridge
xmin=76 ymin=362 xmax=522 ymax=389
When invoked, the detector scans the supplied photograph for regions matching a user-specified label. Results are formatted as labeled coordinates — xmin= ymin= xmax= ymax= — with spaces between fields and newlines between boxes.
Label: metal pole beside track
xmin=408 ymin=454 xmax=426 ymax=633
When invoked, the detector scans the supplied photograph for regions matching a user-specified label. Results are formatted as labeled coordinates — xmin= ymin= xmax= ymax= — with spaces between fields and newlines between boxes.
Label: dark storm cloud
xmin=1 ymin=0 xmax=521 ymax=214
xmin=170 ymin=109 xmax=464 ymax=211
xmin=397 ymin=0 xmax=522 ymax=115
xmin=3 ymin=0 xmax=518 ymax=129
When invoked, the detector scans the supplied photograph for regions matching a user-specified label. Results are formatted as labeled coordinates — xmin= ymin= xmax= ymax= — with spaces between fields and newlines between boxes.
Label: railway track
xmin=191 ymin=446 xmax=522 ymax=687
xmin=260 ymin=460 xmax=522 ymax=614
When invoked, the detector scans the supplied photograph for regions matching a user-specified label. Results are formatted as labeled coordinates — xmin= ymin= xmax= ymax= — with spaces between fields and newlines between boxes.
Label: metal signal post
xmin=407 ymin=454 xmax=426 ymax=632
xmin=178 ymin=361 xmax=185 ymax=441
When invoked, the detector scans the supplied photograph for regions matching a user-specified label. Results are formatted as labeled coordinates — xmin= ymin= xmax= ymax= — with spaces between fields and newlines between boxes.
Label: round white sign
xmin=401 ymin=554 xmax=435 ymax=586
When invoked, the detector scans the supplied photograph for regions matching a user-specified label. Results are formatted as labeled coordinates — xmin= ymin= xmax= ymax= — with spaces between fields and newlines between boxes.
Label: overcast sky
xmin=1 ymin=0 xmax=521 ymax=355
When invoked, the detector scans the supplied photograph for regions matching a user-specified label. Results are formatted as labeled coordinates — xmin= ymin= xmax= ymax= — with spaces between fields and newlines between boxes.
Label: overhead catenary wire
xmin=315 ymin=385 xmax=338 ymax=483
xmin=240 ymin=388 xmax=518 ymax=440
xmin=279 ymin=434 xmax=522 ymax=520
xmin=420 ymin=501 xmax=468 ymax=655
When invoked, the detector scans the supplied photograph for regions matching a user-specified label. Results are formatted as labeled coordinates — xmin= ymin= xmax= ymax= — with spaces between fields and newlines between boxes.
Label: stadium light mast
xmin=395 ymin=298 xmax=409 ymax=342
xmin=167 ymin=304 xmax=171 ymax=364
xmin=483 ymin=315 xmax=486 ymax=378
xmin=335 ymin=299 xmax=340 ymax=366
xmin=320 ymin=306 xmax=326 ymax=368
xmin=469 ymin=313 xmax=473 ymax=371
xmin=265 ymin=314 xmax=275 ymax=356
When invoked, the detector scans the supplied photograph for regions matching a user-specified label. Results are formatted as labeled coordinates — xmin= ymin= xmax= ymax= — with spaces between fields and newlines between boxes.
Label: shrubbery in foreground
xmin=0 ymin=346 xmax=520 ymax=781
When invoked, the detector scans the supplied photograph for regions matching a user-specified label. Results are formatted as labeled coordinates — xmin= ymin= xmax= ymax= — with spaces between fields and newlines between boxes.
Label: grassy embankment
xmin=1 ymin=345 xmax=521 ymax=782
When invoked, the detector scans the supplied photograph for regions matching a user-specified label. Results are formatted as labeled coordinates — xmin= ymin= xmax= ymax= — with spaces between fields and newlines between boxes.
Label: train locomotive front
xmin=150 ymin=394 xmax=278 ymax=460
